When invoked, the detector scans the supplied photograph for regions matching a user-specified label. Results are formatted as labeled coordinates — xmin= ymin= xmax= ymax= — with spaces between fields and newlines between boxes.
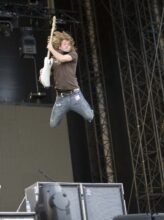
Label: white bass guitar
xmin=40 ymin=16 xmax=56 ymax=87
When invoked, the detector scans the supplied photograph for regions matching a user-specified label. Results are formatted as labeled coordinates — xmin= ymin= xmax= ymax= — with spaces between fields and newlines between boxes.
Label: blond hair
xmin=49 ymin=31 xmax=76 ymax=51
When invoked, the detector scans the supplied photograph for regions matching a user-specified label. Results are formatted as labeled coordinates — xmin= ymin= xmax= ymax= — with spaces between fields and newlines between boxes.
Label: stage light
xmin=25 ymin=182 xmax=72 ymax=220
xmin=0 ymin=20 xmax=13 ymax=37
xmin=20 ymin=27 xmax=37 ymax=57
xmin=28 ymin=0 xmax=39 ymax=6
xmin=35 ymin=183 xmax=72 ymax=220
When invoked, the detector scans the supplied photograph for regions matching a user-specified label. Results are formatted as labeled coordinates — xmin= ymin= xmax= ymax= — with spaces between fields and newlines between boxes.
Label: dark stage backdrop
xmin=0 ymin=104 xmax=73 ymax=211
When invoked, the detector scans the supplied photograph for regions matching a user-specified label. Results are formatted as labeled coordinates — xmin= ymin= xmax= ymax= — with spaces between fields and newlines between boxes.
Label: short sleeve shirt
xmin=52 ymin=51 xmax=79 ymax=90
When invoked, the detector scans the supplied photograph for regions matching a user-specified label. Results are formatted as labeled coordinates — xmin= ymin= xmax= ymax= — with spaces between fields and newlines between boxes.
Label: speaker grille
xmin=83 ymin=184 xmax=125 ymax=220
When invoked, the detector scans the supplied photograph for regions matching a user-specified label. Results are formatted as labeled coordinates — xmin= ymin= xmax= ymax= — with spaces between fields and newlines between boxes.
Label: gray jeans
xmin=50 ymin=90 xmax=94 ymax=128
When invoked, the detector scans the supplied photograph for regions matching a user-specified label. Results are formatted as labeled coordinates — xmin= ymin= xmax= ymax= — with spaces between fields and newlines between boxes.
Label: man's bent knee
xmin=50 ymin=119 xmax=60 ymax=128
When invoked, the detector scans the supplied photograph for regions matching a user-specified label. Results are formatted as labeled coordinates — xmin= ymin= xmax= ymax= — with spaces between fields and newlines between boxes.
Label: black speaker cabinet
xmin=25 ymin=182 xmax=126 ymax=220
xmin=153 ymin=214 xmax=164 ymax=220
xmin=113 ymin=214 xmax=152 ymax=220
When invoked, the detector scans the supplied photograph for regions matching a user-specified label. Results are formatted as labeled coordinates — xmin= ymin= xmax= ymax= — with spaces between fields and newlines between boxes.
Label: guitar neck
xmin=47 ymin=16 xmax=56 ymax=59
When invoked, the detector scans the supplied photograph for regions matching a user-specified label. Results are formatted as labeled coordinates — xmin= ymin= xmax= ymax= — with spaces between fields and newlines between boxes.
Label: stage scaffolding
xmin=69 ymin=0 xmax=115 ymax=183
xmin=109 ymin=0 xmax=164 ymax=213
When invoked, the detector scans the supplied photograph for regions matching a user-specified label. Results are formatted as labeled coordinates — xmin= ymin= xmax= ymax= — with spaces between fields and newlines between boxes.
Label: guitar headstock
xmin=52 ymin=16 xmax=56 ymax=31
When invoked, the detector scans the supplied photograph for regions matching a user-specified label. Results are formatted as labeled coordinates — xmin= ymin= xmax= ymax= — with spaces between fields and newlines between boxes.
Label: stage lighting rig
xmin=19 ymin=26 xmax=46 ymax=101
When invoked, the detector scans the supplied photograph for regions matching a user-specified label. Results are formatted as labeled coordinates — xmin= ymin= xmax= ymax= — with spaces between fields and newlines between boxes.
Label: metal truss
xmin=70 ymin=0 xmax=115 ymax=183
xmin=109 ymin=0 xmax=164 ymax=213
xmin=82 ymin=0 xmax=115 ymax=183
xmin=0 ymin=2 xmax=52 ymax=19
xmin=0 ymin=2 xmax=77 ymax=30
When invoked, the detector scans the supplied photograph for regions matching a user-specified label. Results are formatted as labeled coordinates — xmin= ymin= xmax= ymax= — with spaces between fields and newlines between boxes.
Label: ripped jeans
xmin=50 ymin=90 xmax=94 ymax=128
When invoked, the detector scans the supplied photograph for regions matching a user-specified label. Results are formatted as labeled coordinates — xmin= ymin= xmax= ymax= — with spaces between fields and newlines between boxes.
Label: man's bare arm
xmin=47 ymin=42 xmax=72 ymax=63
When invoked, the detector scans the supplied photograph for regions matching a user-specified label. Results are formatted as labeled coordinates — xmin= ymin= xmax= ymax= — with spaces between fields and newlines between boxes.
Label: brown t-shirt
xmin=52 ymin=51 xmax=79 ymax=90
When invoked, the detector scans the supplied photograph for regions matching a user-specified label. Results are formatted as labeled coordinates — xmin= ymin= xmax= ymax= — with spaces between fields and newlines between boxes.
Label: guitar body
xmin=40 ymin=57 xmax=53 ymax=88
